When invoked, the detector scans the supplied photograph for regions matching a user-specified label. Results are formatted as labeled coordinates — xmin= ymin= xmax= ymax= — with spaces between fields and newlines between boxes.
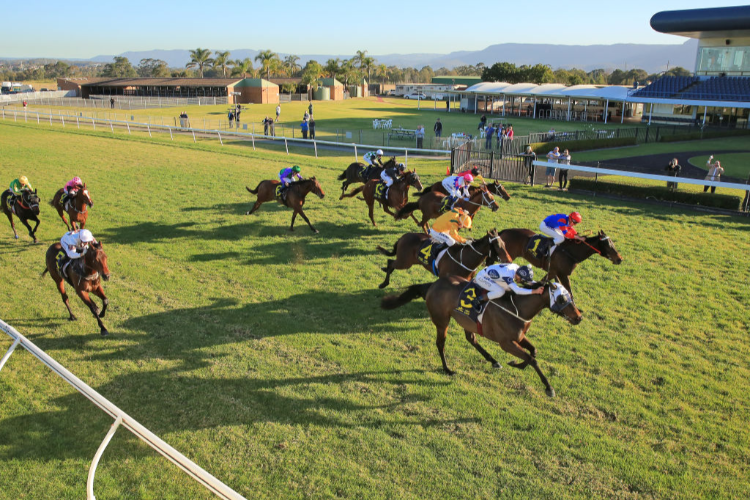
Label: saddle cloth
xmin=439 ymin=196 xmax=455 ymax=214
xmin=416 ymin=240 xmax=448 ymax=276
xmin=454 ymin=282 xmax=486 ymax=325
xmin=525 ymin=234 xmax=554 ymax=259
xmin=55 ymin=250 xmax=83 ymax=287
xmin=275 ymin=184 xmax=284 ymax=200
xmin=374 ymin=181 xmax=388 ymax=201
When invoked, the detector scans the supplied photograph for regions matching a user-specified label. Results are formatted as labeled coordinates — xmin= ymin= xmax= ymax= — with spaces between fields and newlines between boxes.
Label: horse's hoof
xmin=69 ymin=316 xmax=77 ymax=321
xmin=378 ymin=282 xmax=387 ymax=289
xmin=444 ymin=369 xmax=456 ymax=376
xmin=99 ymin=310 xmax=106 ymax=318
xmin=101 ymin=329 xmax=109 ymax=336
xmin=313 ymin=229 xmax=319 ymax=234
xmin=546 ymin=388 xmax=556 ymax=398
xmin=492 ymin=362 xmax=502 ymax=369
xmin=14 ymin=235 xmax=18 ymax=239
xmin=245 ymin=211 xmax=250 ymax=215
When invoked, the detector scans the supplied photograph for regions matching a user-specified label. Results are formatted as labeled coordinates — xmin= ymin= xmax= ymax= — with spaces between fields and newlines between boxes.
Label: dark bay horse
xmin=42 ymin=240 xmax=111 ymax=335
xmin=381 ymin=277 xmax=582 ymax=397
xmin=245 ymin=177 xmax=325 ymax=233
xmin=418 ymin=180 xmax=511 ymax=202
xmin=51 ymin=185 xmax=93 ymax=231
xmin=397 ymin=185 xmax=498 ymax=232
xmin=337 ymin=157 xmax=396 ymax=199
xmin=2 ymin=189 xmax=41 ymax=243
xmin=376 ymin=228 xmax=512 ymax=289
xmin=341 ymin=170 xmax=423 ymax=226
xmin=500 ymin=229 xmax=623 ymax=298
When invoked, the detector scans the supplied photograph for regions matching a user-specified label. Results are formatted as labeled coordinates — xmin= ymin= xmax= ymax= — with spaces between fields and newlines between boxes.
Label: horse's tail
xmin=246 ymin=184 xmax=261 ymax=195
xmin=376 ymin=241 xmax=398 ymax=257
xmin=342 ymin=185 xmax=365 ymax=198
xmin=41 ymin=267 xmax=49 ymax=277
xmin=381 ymin=283 xmax=433 ymax=310
xmin=396 ymin=202 xmax=419 ymax=220
xmin=337 ymin=171 xmax=348 ymax=181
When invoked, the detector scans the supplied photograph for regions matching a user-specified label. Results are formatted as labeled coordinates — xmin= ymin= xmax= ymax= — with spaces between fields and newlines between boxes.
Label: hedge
xmin=527 ymin=137 xmax=636 ymax=154
xmin=568 ymin=178 xmax=742 ymax=210
xmin=659 ymin=129 xmax=750 ymax=143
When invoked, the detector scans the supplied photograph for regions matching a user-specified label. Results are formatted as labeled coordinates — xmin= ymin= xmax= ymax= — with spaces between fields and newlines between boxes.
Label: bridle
xmin=445 ymin=234 xmax=497 ymax=272
xmin=459 ymin=189 xmax=497 ymax=210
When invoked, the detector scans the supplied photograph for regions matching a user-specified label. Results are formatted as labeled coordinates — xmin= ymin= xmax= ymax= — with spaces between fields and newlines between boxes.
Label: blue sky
xmin=2 ymin=0 xmax=742 ymax=59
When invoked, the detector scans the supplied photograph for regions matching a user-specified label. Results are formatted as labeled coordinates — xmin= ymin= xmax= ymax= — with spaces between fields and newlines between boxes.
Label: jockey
xmin=363 ymin=149 xmax=384 ymax=167
xmin=60 ymin=229 xmax=96 ymax=275
xmin=473 ymin=263 xmax=543 ymax=310
xmin=380 ymin=162 xmax=406 ymax=193
xmin=429 ymin=207 xmax=472 ymax=247
xmin=441 ymin=173 xmax=473 ymax=207
xmin=455 ymin=166 xmax=486 ymax=187
xmin=9 ymin=176 xmax=33 ymax=204
xmin=62 ymin=176 xmax=84 ymax=204
xmin=540 ymin=211 xmax=585 ymax=256
xmin=279 ymin=165 xmax=303 ymax=187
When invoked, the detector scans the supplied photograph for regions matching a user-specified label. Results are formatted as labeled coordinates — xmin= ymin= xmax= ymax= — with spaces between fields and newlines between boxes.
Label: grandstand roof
xmin=81 ymin=78 xmax=242 ymax=88
xmin=650 ymin=6 xmax=750 ymax=38
xmin=461 ymin=82 xmax=633 ymax=102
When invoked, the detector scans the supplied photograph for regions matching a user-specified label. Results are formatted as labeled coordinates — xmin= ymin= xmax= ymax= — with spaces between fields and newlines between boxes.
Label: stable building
xmin=233 ymin=78 xmax=279 ymax=104
xmin=320 ymin=78 xmax=344 ymax=100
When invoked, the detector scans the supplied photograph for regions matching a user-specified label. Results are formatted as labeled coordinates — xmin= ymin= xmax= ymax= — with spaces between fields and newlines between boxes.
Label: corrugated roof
xmin=234 ymin=78 xmax=278 ymax=88
xmin=81 ymin=78 xmax=242 ymax=87
xmin=320 ymin=78 xmax=343 ymax=87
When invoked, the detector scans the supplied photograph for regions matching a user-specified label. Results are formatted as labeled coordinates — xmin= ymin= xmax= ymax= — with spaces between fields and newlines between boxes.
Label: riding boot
xmin=472 ymin=291 xmax=488 ymax=313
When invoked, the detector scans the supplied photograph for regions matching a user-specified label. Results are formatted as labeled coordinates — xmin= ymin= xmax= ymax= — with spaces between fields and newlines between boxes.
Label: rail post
xmin=87 ymin=415 xmax=122 ymax=500
xmin=92 ymin=118 xmax=96 ymax=130
xmin=169 ymin=127 xmax=173 ymax=140
xmin=314 ymin=141 xmax=318 ymax=158
xmin=0 ymin=337 xmax=20 ymax=373
xmin=61 ymin=116 xmax=65 ymax=128
xmin=284 ymin=138 xmax=289 ymax=155
xmin=218 ymin=131 xmax=223 ymax=146
xmin=354 ymin=144 xmax=357 ymax=161
xmin=251 ymin=133 xmax=255 ymax=151
xmin=192 ymin=130 xmax=196 ymax=143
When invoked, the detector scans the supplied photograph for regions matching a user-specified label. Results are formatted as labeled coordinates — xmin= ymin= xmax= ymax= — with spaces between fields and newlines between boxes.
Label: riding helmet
xmin=292 ymin=166 xmax=301 ymax=173
xmin=19 ymin=176 xmax=29 ymax=185
xmin=517 ymin=265 xmax=534 ymax=283
xmin=376 ymin=149 xmax=383 ymax=156
xmin=463 ymin=173 xmax=474 ymax=183
xmin=79 ymin=229 xmax=95 ymax=243
xmin=569 ymin=212 xmax=582 ymax=223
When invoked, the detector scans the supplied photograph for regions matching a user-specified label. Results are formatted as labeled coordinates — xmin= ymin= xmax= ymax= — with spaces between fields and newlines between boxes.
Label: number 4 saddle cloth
xmin=416 ymin=239 xmax=449 ymax=276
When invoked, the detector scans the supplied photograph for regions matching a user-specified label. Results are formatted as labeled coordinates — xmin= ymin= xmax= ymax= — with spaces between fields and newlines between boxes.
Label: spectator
xmin=558 ymin=149 xmax=571 ymax=191
xmin=308 ymin=102 xmax=313 ymax=117
xmin=228 ymin=110 xmax=234 ymax=128
xmin=304 ymin=110 xmax=309 ymax=121
xmin=548 ymin=128 xmax=556 ymax=141
xmin=665 ymin=158 xmax=681 ymax=190
xmin=434 ymin=118 xmax=442 ymax=138
xmin=22 ymin=100 xmax=27 ymax=109
xmin=479 ymin=114 xmax=487 ymax=130
xmin=484 ymin=123 xmax=495 ymax=149
xmin=235 ymin=108 xmax=241 ymax=128
xmin=416 ymin=124 xmax=425 ymax=149
xmin=309 ymin=115 xmax=316 ymax=139
xmin=275 ymin=104 xmax=281 ymax=122
xmin=522 ymin=145 xmax=537 ymax=185
xmin=446 ymin=99 xmax=449 ymax=112
xmin=704 ymin=156 xmax=724 ymax=194
xmin=497 ymin=125 xmax=505 ymax=150
xmin=110 ymin=97 xmax=115 ymax=109
xmin=300 ymin=118 xmax=309 ymax=139
xmin=507 ymin=125 xmax=514 ymax=141
xmin=262 ymin=116 xmax=271 ymax=136
xmin=545 ymin=147 xmax=560 ymax=188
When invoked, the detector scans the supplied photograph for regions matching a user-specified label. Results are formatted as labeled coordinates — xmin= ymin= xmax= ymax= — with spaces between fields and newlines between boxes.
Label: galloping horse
xmin=397 ymin=185 xmax=499 ymax=232
xmin=51 ymin=185 xmax=93 ymax=231
xmin=337 ymin=157 xmax=397 ymax=199
xmin=381 ymin=277 xmax=582 ymax=397
xmin=245 ymin=177 xmax=326 ymax=233
xmin=376 ymin=228 xmax=511 ymax=289
xmin=499 ymin=229 xmax=623 ymax=298
xmin=2 ymin=189 xmax=41 ymax=243
xmin=417 ymin=179 xmax=511 ymax=202
xmin=341 ymin=170 xmax=423 ymax=226
xmin=42 ymin=240 xmax=111 ymax=335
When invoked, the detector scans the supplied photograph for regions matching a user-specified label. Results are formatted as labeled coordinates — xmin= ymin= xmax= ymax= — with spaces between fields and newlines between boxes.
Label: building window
xmin=697 ymin=46 xmax=750 ymax=75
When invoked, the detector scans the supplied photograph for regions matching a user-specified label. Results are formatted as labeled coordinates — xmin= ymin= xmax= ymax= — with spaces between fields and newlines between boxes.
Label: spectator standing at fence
xmin=523 ymin=145 xmax=537 ymax=185
xmin=275 ymin=104 xmax=281 ymax=122
xmin=308 ymin=115 xmax=316 ymax=139
xmin=479 ymin=114 xmax=487 ymax=130
xmin=22 ymin=100 xmax=27 ymax=109
xmin=558 ymin=149 xmax=571 ymax=191
xmin=228 ymin=110 xmax=234 ymax=128
xmin=110 ymin=97 xmax=115 ymax=109
xmin=434 ymin=118 xmax=442 ymax=138
xmin=300 ymin=118 xmax=309 ymax=139
xmin=484 ymin=123 xmax=495 ymax=149
xmin=262 ymin=116 xmax=271 ymax=136
xmin=704 ymin=156 xmax=724 ymax=194
xmin=416 ymin=125 xmax=425 ymax=149
xmin=545 ymin=147 xmax=560 ymax=188
xmin=235 ymin=108 xmax=241 ymax=128
xmin=665 ymin=158 xmax=681 ymax=190
xmin=308 ymin=102 xmax=313 ymax=117
xmin=497 ymin=125 xmax=505 ymax=150
xmin=548 ymin=128 xmax=556 ymax=141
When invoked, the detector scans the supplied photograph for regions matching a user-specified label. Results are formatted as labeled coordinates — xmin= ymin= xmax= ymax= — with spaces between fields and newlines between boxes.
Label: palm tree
xmin=354 ymin=50 xmax=368 ymax=69
xmin=255 ymin=50 xmax=279 ymax=80
xmin=186 ymin=48 xmax=214 ymax=78
xmin=376 ymin=63 xmax=388 ymax=83
xmin=213 ymin=51 xmax=231 ymax=77
xmin=324 ymin=58 xmax=341 ymax=79
xmin=361 ymin=56 xmax=375 ymax=82
xmin=283 ymin=55 xmax=301 ymax=77
xmin=340 ymin=59 xmax=357 ymax=86
xmin=231 ymin=58 xmax=254 ymax=78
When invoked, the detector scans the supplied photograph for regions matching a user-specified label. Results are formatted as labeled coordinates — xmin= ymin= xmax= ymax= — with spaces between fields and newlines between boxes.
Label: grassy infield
xmin=0 ymin=101 xmax=749 ymax=499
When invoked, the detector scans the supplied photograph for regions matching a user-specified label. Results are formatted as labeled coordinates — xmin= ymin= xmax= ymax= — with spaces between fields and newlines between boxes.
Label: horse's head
xmin=473 ymin=184 xmax=499 ymax=212
xmin=594 ymin=230 xmax=622 ymax=265
xmin=80 ymin=183 xmax=93 ymax=208
xmin=23 ymin=189 xmax=41 ymax=215
xmin=310 ymin=177 xmax=325 ymax=199
xmin=85 ymin=240 xmax=111 ymax=281
xmin=384 ymin=157 xmax=397 ymax=168
xmin=486 ymin=228 xmax=512 ymax=264
xmin=404 ymin=170 xmax=423 ymax=191
xmin=489 ymin=180 xmax=511 ymax=201
xmin=545 ymin=282 xmax=581 ymax=325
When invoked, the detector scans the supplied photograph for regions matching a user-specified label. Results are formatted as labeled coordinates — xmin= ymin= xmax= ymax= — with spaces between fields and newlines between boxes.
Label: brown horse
xmin=397 ymin=185 xmax=499 ymax=232
xmin=341 ymin=170 xmax=423 ymax=226
xmin=381 ymin=277 xmax=582 ymax=397
xmin=2 ymin=189 xmax=41 ymax=243
xmin=500 ymin=229 xmax=623 ymax=298
xmin=42 ymin=240 xmax=111 ymax=335
xmin=376 ymin=228 xmax=512 ymax=289
xmin=51 ymin=185 xmax=93 ymax=231
xmin=337 ymin=157 xmax=396 ymax=199
xmin=245 ymin=177 xmax=325 ymax=233
xmin=418 ymin=179 xmax=511 ymax=202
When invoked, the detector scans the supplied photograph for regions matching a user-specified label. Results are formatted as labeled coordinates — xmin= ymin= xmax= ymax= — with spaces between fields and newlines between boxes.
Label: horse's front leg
xmin=295 ymin=208 xmax=318 ymax=233
xmin=5 ymin=212 xmax=18 ymax=239
xmin=464 ymin=330 xmax=500 ymax=368
xmin=55 ymin=279 xmax=77 ymax=321
xmin=339 ymin=182 xmax=349 ymax=200
xmin=501 ymin=339 xmax=554 ymax=397
xmin=246 ymin=200 xmax=263 ymax=215
xmin=76 ymin=289 xmax=108 ymax=335
xmin=91 ymin=285 xmax=109 ymax=319
xmin=382 ymin=204 xmax=397 ymax=217
xmin=410 ymin=213 xmax=420 ymax=226
xmin=57 ymin=208 xmax=71 ymax=231
xmin=368 ymin=202 xmax=377 ymax=227
xmin=19 ymin=217 xmax=37 ymax=243
xmin=30 ymin=217 xmax=40 ymax=240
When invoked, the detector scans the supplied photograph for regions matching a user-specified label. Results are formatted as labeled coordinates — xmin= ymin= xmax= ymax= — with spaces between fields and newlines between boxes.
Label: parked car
xmin=404 ymin=93 xmax=428 ymax=100
xmin=386 ymin=90 xmax=396 ymax=96
xmin=430 ymin=93 xmax=444 ymax=100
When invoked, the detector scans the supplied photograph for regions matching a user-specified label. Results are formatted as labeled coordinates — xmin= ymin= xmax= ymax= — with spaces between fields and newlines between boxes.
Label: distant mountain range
xmin=87 ymin=39 xmax=698 ymax=74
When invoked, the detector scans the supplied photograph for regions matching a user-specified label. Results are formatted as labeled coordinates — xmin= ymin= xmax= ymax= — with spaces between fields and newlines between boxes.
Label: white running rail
xmin=0 ymin=319 xmax=245 ymax=500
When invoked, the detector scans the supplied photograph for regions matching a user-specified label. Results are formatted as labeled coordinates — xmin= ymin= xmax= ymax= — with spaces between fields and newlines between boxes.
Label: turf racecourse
xmin=1 ymin=121 xmax=749 ymax=499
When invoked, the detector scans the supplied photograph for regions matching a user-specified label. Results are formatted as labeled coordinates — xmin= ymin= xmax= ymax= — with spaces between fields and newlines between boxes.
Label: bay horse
xmin=376 ymin=228 xmax=512 ymax=289
xmin=397 ymin=185 xmax=499 ymax=232
xmin=51 ymin=185 xmax=93 ymax=231
xmin=417 ymin=179 xmax=511 ymax=202
xmin=245 ymin=177 xmax=325 ymax=233
xmin=499 ymin=229 xmax=623 ymax=299
xmin=381 ymin=277 xmax=582 ymax=397
xmin=42 ymin=240 xmax=111 ymax=335
xmin=337 ymin=157 xmax=397 ymax=200
xmin=341 ymin=170 xmax=423 ymax=226
xmin=2 ymin=189 xmax=41 ymax=243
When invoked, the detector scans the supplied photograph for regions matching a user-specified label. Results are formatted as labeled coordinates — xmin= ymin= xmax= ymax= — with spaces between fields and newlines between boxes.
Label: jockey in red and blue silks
xmin=540 ymin=212 xmax=585 ymax=255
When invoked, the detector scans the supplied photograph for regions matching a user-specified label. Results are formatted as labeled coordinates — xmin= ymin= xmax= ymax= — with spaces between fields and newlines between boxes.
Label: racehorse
xmin=499 ymin=229 xmax=623 ymax=298
xmin=2 ymin=189 xmax=41 ymax=243
xmin=341 ymin=170 xmax=423 ymax=226
xmin=42 ymin=240 xmax=111 ymax=335
xmin=51 ymin=185 xmax=93 ymax=231
xmin=337 ymin=157 xmax=397 ymax=200
xmin=376 ymin=228 xmax=512 ymax=289
xmin=396 ymin=185 xmax=499 ymax=232
xmin=381 ymin=276 xmax=582 ymax=397
xmin=245 ymin=177 xmax=325 ymax=233
xmin=417 ymin=179 xmax=511 ymax=202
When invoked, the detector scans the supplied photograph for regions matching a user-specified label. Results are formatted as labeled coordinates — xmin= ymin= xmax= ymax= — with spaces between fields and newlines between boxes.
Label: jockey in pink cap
xmin=63 ymin=177 xmax=84 ymax=204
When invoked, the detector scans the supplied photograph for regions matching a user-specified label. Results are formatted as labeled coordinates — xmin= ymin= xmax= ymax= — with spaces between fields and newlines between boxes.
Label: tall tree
xmin=340 ymin=59 xmax=357 ymax=86
xmin=301 ymin=60 xmax=324 ymax=90
xmin=213 ymin=51 xmax=232 ymax=77
xmin=361 ymin=56 xmax=375 ymax=82
xmin=186 ymin=48 xmax=214 ymax=78
xmin=102 ymin=57 xmax=136 ymax=78
xmin=231 ymin=58 xmax=254 ymax=78
xmin=255 ymin=50 xmax=279 ymax=80
xmin=283 ymin=55 xmax=301 ymax=77
xmin=137 ymin=58 xmax=170 ymax=77
xmin=354 ymin=50 xmax=368 ymax=69
xmin=324 ymin=58 xmax=341 ymax=79
xmin=376 ymin=63 xmax=388 ymax=83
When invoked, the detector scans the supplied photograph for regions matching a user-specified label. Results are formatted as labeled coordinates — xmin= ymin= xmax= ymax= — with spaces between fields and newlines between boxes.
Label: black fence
xmin=451 ymin=143 xmax=531 ymax=184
